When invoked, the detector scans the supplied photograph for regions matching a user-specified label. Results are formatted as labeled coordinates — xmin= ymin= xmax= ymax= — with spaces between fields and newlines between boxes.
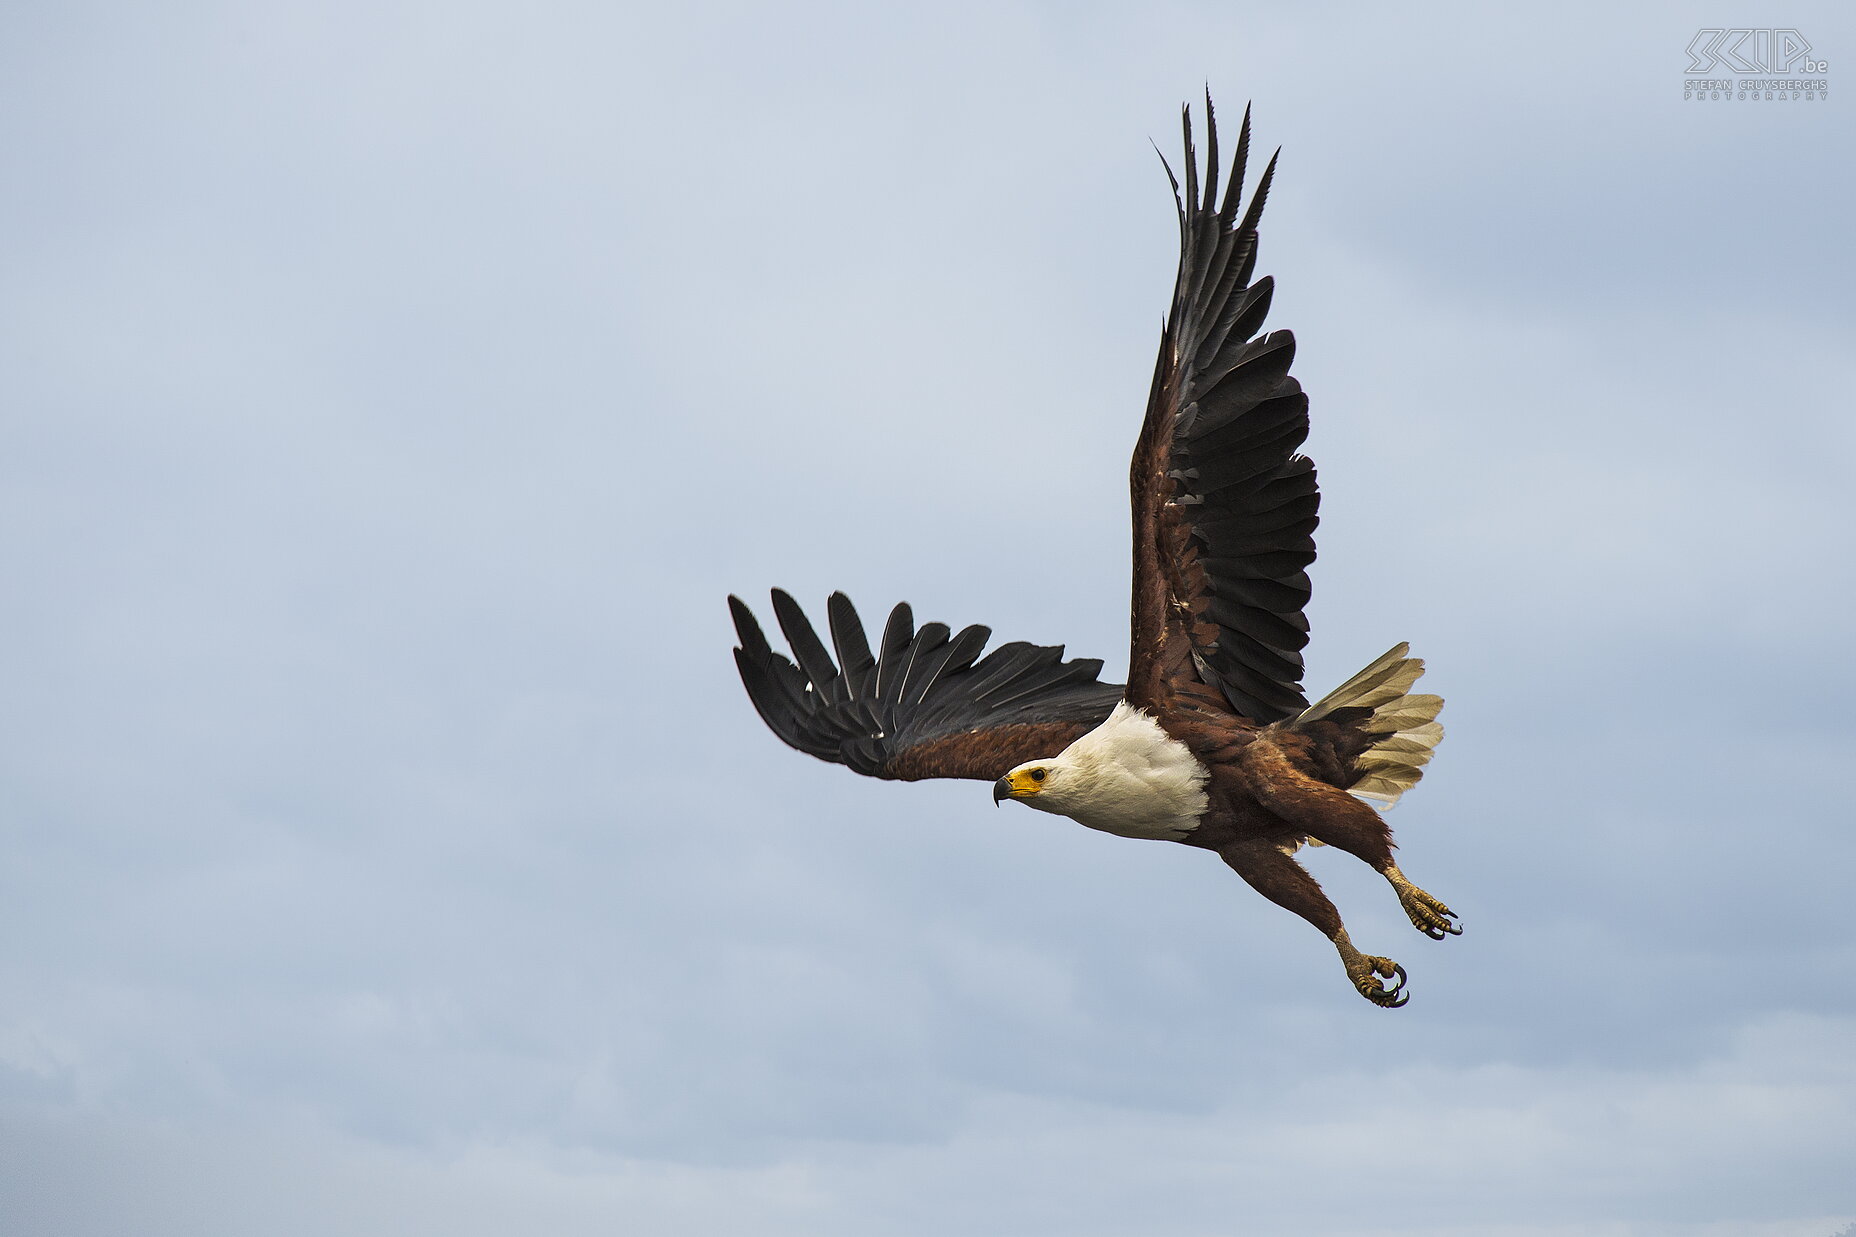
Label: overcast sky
xmin=4 ymin=2 xmax=1854 ymax=1234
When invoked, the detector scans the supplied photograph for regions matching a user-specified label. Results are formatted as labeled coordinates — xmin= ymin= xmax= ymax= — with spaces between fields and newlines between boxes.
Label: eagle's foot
xmin=1346 ymin=954 xmax=1408 ymax=1007
xmin=1397 ymin=885 xmax=1462 ymax=940
xmin=1384 ymin=865 xmax=1462 ymax=940
xmin=1334 ymin=934 xmax=1408 ymax=1008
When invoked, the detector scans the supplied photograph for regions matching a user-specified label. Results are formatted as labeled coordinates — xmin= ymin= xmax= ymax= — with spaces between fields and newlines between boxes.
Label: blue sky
xmin=3 ymin=2 xmax=1853 ymax=1234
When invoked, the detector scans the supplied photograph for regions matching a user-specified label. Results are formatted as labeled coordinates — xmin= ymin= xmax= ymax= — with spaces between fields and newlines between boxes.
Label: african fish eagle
xmin=729 ymin=97 xmax=1457 ymax=1007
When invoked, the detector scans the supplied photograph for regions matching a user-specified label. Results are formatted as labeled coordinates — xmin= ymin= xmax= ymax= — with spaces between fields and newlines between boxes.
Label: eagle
xmin=728 ymin=98 xmax=1458 ymax=1007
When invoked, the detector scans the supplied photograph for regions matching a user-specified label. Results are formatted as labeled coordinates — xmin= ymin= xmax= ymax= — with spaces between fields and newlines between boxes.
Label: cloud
xmin=7 ymin=1013 xmax=1854 ymax=1235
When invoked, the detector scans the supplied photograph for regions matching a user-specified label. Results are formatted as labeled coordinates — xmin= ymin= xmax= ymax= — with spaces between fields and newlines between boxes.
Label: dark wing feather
xmin=1126 ymin=95 xmax=1316 ymax=724
xmin=730 ymin=591 xmax=1122 ymax=781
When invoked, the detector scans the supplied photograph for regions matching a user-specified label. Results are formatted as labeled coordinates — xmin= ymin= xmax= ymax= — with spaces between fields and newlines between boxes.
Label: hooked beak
xmin=992 ymin=776 xmax=1012 ymax=806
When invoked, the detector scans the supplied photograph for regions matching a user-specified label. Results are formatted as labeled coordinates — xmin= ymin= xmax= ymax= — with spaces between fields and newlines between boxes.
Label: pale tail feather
xmin=1298 ymin=642 xmax=1445 ymax=811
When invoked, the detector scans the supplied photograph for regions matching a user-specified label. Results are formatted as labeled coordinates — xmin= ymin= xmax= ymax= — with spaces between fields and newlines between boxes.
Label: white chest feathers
xmin=1021 ymin=703 xmax=1210 ymax=841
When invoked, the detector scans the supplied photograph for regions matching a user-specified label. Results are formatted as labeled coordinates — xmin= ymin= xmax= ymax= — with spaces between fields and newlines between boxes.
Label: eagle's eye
xmin=1029 ymin=768 xmax=1046 ymax=782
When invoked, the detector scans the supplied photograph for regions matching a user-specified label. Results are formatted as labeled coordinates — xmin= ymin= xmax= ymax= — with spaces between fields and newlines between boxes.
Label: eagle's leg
xmin=1218 ymin=839 xmax=1408 ymax=1008
xmin=1239 ymin=736 xmax=1462 ymax=940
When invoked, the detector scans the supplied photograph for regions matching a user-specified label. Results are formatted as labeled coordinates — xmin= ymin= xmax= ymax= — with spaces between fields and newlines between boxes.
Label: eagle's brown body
xmin=730 ymin=99 xmax=1458 ymax=1006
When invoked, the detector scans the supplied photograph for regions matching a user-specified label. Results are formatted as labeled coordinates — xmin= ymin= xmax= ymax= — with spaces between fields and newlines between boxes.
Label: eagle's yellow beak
xmin=992 ymin=768 xmax=1045 ymax=806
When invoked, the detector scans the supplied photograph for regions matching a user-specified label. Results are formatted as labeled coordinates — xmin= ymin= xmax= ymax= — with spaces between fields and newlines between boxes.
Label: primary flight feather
xmin=729 ymin=97 xmax=1457 ymax=1007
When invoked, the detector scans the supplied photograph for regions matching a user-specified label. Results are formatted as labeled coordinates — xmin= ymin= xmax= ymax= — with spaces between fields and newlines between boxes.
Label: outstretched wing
xmin=730 ymin=590 xmax=1122 ymax=782
xmin=1126 ymin=96 xmax=1317 ymax=725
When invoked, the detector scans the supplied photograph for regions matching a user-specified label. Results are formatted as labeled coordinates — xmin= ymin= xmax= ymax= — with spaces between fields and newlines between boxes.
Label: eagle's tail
xmin=1297 ymin=643 xmax=1444 ymax=810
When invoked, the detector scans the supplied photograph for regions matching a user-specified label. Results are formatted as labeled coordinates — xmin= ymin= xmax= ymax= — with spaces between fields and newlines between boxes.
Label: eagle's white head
xmin=991 ymin=702 xmax=1210 ymax=841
